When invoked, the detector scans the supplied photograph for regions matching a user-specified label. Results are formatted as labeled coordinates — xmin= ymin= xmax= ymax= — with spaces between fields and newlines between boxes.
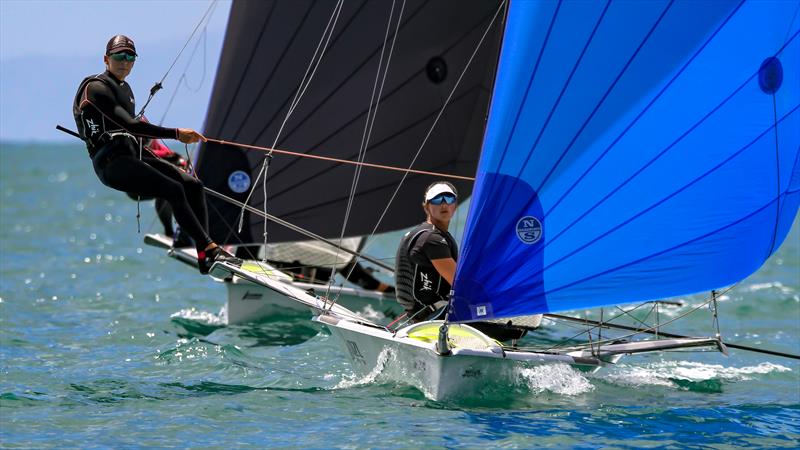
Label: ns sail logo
xmin=228 ymin=170 xmax=251 ymax=194
xmin=516 ymin=216 xmax=543 ymax=244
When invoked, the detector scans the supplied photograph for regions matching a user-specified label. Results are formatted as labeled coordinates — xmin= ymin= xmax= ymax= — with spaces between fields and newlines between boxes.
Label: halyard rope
xmin=203 ymin=138 xmax=476 ymax=181
xmin=136 ymin=0 xmax=218 ymax=119
xmin=235 ymin=0 xmax=345 ymax=239
xmin=326 ymin=0 xmax=406 ymax=303
xmin=331 ymin=0 xmax=508 ymax=307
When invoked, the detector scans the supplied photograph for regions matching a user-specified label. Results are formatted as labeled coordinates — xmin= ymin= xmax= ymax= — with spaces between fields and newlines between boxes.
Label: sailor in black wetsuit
xmin=395 ymin=182 xmax=526 ymax=341
xmin=395 ymin=182 xmax=460 ymax=322
xmin=73 ymin=35 xmax=240 ymax=274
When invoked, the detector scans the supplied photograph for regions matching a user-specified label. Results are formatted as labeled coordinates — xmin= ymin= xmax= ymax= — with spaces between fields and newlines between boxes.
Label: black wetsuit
xmin=73 ymin=71 xmax=212 ymax=249
xmin=395 ymin=222 xmax=458 ymax=318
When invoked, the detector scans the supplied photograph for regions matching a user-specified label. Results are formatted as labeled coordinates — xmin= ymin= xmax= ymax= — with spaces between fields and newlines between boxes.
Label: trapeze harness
xmin=395 ymin=223 xmax=458 ymax=315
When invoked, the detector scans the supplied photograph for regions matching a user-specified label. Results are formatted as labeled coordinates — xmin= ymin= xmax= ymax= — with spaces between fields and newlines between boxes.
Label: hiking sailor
xmin=395 ymin=182 xmax=459 ymax=323
xmin=73 ymin=34 xmax=240 ymax=274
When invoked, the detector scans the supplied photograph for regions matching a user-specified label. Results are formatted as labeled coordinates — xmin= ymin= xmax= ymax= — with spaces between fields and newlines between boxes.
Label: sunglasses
xmin=109 ymin=52 xmax=136 ymax=62
xmin=429 ymin=193 xmax=457 ymax=205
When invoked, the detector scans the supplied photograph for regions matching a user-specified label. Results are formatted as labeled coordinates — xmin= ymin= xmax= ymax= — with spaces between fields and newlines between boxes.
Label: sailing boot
xmin=197 ymin=246 xmax=242 ymax=275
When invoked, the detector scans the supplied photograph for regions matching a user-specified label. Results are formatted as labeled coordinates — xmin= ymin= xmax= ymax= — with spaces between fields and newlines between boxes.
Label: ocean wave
xmin=600 ymin=361 xmax=792 ymax=391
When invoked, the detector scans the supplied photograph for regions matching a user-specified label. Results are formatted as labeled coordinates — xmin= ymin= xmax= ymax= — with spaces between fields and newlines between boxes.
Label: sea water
xmin=1 ymin=143 xmax=798 ymax=448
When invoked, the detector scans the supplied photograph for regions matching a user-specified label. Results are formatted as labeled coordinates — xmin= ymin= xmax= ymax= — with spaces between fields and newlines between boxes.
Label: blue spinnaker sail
xmin=451 ymin=0 xmax=800 ymax=322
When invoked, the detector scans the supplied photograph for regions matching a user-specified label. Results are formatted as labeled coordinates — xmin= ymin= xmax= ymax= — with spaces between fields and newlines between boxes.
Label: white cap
xmin=424 ymin=183 xmax=457 ymax=202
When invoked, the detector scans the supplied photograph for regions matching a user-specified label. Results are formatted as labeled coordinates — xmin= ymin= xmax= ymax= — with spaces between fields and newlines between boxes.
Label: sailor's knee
xmin=160 ymin=181 xmax=186 ymax=203
xmin=184 ymin=177 xmax=205 ymax=194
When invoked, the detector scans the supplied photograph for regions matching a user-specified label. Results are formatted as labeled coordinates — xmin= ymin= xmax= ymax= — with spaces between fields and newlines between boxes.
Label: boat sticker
xmin=462 ymin=367 xmax=482 ymax=378
xmin=472 ymin=303 xmax=492 ymax=319
xmin=241 ymin=291 xmax=263 ymax=300
xmin=228 ymin=170 xmax=251 ymax=193
xmin=516 ymin=216 xmax=543 ymax=244
xmin=346 ymin=340 xmax=366 ymax=365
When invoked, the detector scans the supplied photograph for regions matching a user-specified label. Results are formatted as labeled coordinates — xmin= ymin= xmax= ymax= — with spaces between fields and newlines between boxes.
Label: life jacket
xmin=72 ymin=72 xmax=137 ymax=157
xmin=394 ymin=223 xmax=456 ymax=312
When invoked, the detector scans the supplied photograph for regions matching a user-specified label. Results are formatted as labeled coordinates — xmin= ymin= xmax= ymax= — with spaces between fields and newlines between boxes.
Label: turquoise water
xmin=1 ymin=143 xmax=798 ymax=448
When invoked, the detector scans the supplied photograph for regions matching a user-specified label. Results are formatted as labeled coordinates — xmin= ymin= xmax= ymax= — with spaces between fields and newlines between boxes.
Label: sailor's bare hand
xmin=177 ymin=128 xmax=206 ymax=144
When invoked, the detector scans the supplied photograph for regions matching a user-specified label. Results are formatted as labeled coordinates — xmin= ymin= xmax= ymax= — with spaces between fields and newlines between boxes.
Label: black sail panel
xmin=196 ymin=0 xmax=504 ymax=245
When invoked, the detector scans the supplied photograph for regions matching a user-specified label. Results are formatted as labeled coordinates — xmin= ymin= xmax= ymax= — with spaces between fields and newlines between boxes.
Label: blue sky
xmin=0 ymin=0 xmax=231 ymax=142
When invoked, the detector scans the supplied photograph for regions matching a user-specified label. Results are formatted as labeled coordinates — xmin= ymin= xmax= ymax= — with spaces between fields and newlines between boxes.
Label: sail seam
xmin=531 ymin=103 xmax=800 ymax=295
xmin=545 ymin=184 xmax=796 ymax=298
xmin=265 ymin=3 xmax=497 ymax=188
xmin=479 ymin=7 xmax=790 ymax=282
xmin=543 ymin=1 xmax=746 ymax=219
xmin=229 ymin=1 xmax=318 ymax=140
xmin=534 ymin=29 xmax=799 ymax=256
xmin=252 ymin=0 xmax=427 ymax=150
xmin=510 ymin=0 xmax=612 ymax=194
xmin=766 ymin=87 xmax=782 ymax=258
xmin=482 ymin=0 xmax=617 ymax=239
xmin=213 ymin=0 xmax=279 ymax=136
xmin=479 ymin=0 xmax=563 ymax=212
xmin=266 ymin=84 xmax=484 ymax=200
xmin=534 ymin=0 xmax=674 ymax=194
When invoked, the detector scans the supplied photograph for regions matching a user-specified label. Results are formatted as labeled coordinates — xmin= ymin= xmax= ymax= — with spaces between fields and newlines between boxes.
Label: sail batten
xmin=452 ymin=0 xmax=800 ymax=322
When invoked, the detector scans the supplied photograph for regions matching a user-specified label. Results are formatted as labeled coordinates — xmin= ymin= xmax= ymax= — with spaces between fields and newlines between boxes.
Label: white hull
xmin=317 ymin=315 xmax=601 ymax=400
xmin=144 ymin=233 xmax=398 ymax=325
xmin=317 ymin=314 xmax=726 ymax=401
xmin=223 ymin=276 xmax=399 ymax=324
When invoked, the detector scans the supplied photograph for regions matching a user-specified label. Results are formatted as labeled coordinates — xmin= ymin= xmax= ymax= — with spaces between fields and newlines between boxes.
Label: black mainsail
xmin=195 ymin=0 xmax=504 ymax=245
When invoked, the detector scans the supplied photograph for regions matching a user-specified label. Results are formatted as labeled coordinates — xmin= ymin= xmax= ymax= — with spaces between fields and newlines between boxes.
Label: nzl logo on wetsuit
xmin=85 ymin=118 xmax=100 ymax=136
xmin=419 ymin=272 xmax=433 ymax=291
xmin=516 ymin=216 xmax=543 ymax=244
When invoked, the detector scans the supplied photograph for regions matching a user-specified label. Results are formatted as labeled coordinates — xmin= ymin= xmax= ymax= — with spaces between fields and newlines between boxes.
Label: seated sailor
xmin=394 ymin=181 xmax=526 ymax=341
xmin=395 ymin=182 xmax=459 ymax=322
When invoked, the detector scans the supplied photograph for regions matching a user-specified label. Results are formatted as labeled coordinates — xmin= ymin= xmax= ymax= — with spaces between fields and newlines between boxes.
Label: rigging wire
xmin=335 ymin=0 xmax=507 ymax=300
xmin=204 ymin=138 xmax=474 ymax=180
xmin=158 ymin=25 xmax=210 ymax=126
xmin=535 ymin=285 xmax=740 ymax=353
xmin=326 ymin=0 xmax=406 ymax=303
xmin=135 ymin=0 xmax=218 ymax=119
xmin=235 ymin=0 xmax=345 ymax=236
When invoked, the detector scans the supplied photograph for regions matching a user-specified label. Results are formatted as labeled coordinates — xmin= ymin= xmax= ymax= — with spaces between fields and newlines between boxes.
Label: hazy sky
xmin=0 ymin=0 xmax=231 ymax=142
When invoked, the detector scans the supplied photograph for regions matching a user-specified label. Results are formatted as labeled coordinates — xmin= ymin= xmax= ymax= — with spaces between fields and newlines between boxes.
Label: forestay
xmin=452 ymin=0 xmax=800 ymax=322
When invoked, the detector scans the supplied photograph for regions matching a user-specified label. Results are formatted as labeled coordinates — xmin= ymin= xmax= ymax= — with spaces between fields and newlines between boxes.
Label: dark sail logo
xmin=228 ymin=170 xmax=251 ymax=193
xmin=242 ymin=291 xmax=262 ymax=300
xmin=346 ymin=340 xmax=366 ymax=365
xmin=516 ymin=216 xmax=542 ymax=244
